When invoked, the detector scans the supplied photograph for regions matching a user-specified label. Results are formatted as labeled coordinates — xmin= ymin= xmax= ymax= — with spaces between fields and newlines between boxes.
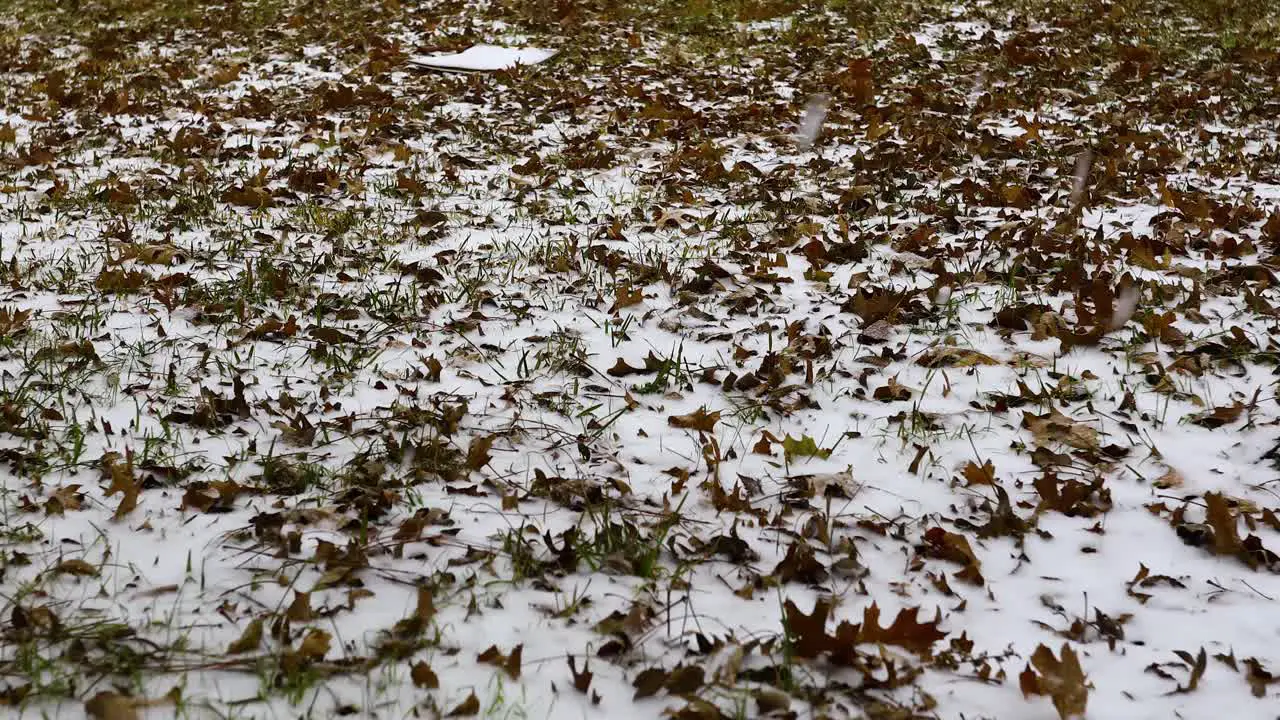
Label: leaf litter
xmin=0 ymin=0 xmax=1279 ymax=718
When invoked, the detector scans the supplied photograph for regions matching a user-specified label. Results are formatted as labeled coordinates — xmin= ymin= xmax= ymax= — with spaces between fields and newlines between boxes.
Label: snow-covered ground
xmin=1 ymin=0 xmax=1278 ymax=718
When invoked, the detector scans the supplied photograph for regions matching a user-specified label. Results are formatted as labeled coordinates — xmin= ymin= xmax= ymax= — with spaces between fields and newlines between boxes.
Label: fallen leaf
xmin=633 ymin=667 xmax=669 ymax=699
xmin=466 ymin=434 xmax=495 ymax=471
xmin=477 ymin=644 xmax=523 ymax=679
xmin=917 ymin=346 xmax=999 ymax=367
xmin=53 ymin=559 xmax=98 ymax=577
xmin=297 ymin=629 xmax=330 ymax=661
xmin=781 ymin=434 xmax=832 ymax=462
xmin=1190 ymin=402 xmax=1244 ymax=429
xmin=412 ymin=660 xmax=439 ymax=688
xmin=446 ymin=692 xmax=480 ymax=717
xmin=668 ymin=407 xmax=719 ymax=433
xmin=961 ymin=459 xmax=996 ymax=486
xmin=569 ymin=656 xmax=593 ymax=693
xmin=1024 ymin=408 xmax=1099 ymax=451
xmin=1204 ymin=491 xmax=1243 ymax=557
xmin=226 ymin=618 xmax=264 ymax=654
xmin=922 ymin=527 xmax=984 ymax=584
xmin=286 ymin=591 xmax=312 ymax=622
xmin=855 ymin=603 xmax=947 ymax=654
xmin=1021 ymin=643 xmax=1089 ymax=719
xmin=84 ymin=692 xmax=138 ymax=720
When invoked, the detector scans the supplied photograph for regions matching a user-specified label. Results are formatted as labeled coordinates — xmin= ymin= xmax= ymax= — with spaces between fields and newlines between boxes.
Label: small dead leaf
xmin=226 ymin=618 xmax=264 ymax=654
xmin=569 ymin=656 xmax=593 ymax=693
xmin=633 ymin=667 xmax=669 ymax=699
xmin=664 ymin=664 xmax=705 ymax=695
xmin=1021 ymin=643 xmax=1089 ymax=719
xmin=922 ymin=527 xmax=984 ymax=584
xmin=917 ymin=346 xmax=998 ymax=368
xmin=53 ymin=559 xmax=98 ymax=577
xmin=856 ymin=603 xmax=948 ymax=654
xmin=446 ymin=692 xmax=480 ymax=717
xmin=668 ymin=407 xmax=719 ymax=433
xmin=1153 ymin=466 xmax=1185 ymax=489
xmin=961 ymin=459 xmax=996 ymax=486
xmin=102 ymin=451 xmax=140 ymax=521
xmin=1190 ymin=402 xmax=1244 ymax=429
xmin=873 ymin=376 xmax=912 ymax=402
xmin=286 ymin=591 xmax=312 ymax=622
xmin=1204 ymin=491 xmax=1242 ymax=557
xmin=466 ymin=435 xmax=495 ymax=471
xmin=477 ymin=644 xmax=523 ymax=680
xmin=1024 ymin=408 xmax=1099 ymax=451
xmin=84 ymin=692 xmax=138 ymax=720
xmin=297 ymin=629 xmax=330 ymax=661
xmin=1172 ymin=647 xmax=1207 ymax=693
xmin=412 ymin=660 xmax=439 ymax=688
xmin=610 ymin=284 xmax=644 ymax=312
